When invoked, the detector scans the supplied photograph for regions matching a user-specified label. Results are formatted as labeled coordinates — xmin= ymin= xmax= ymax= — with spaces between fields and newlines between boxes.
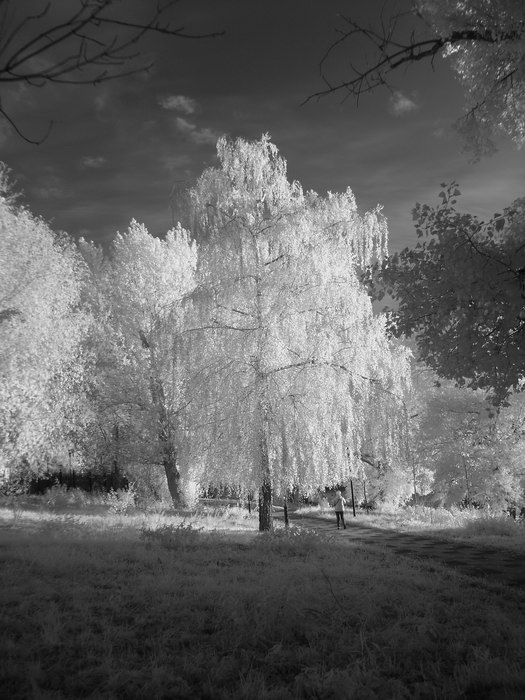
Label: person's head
xmin=336 ymin=490 xmax=341 ymax=496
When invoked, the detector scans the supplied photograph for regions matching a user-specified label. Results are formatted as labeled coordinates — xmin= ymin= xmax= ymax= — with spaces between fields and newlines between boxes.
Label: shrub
xmin=104 ymin=484 xmax=137 ymax=515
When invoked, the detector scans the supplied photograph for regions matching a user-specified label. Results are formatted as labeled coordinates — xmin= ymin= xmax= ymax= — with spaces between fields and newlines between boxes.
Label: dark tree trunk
xmin=258 ymin=431 xmax=273 ymax=531
xmin=350 ymin=479 xmax=356 ymax=517
xmin=113 ymin=424 xmax=120 ymax=476
xmin=259 ymin=476 xmax=273 ymax=531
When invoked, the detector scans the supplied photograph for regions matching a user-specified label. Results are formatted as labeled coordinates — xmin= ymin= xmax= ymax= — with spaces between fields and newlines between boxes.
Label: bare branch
xmin=0 ymin=98 xmax=52 ymax=144
xmin=306 ymin=9 xmax=525 ymax=106
xmin=0 ymin=0 xmax=224 ymax=142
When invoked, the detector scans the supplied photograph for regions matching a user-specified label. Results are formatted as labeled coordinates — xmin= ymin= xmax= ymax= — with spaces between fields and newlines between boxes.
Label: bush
xmin=104 ymin=484 xmax=137 ymax=515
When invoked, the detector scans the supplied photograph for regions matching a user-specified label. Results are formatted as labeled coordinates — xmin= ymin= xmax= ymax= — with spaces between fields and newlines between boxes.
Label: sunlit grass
xmin=0 ymin=494 xmax=261 ymax=540
xmin=1 ymin=499 xmax=525 ymax=698
xmin=298 ymin=502 xmax=525 ymax=553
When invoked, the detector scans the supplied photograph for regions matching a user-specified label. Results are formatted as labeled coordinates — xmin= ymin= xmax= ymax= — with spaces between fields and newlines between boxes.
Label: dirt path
xmin=282 ymin=512 xmax=525 ymax=589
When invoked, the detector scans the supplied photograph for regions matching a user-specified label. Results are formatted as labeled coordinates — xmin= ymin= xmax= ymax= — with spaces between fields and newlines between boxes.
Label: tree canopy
xmin=79 ymin=220 xmax=198 ymax=503
xmin=365 ymin=183 xmax=525 ymax=405
xmin=0 ymin=168 xmax=91 ymax=474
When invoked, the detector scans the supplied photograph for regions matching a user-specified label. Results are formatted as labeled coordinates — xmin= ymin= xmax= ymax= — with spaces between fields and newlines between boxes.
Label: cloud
xmin=34 ymin=174 xmax=66 ymax=200
xmin=161 ymin=154 xmax=192 ymax=171
xmin=93 ymin=87 xmax=112 ymax=114
xmin=159 ymin=94 xmax=197 ymax=114
xmin=388 ymin=91 xmax=419 ymax=116
xmin=81 ymin=156 xmax=107 ymax=169
xmin=175 ymin=117 xmax=220 ymax=145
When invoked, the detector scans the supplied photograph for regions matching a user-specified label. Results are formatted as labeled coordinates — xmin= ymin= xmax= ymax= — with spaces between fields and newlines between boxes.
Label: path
xmin=279 ymin=512 xmax=525 ymax=589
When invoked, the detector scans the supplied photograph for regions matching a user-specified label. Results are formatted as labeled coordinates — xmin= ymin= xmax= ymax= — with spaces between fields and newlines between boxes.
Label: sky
xmin=1 ymin=0 xmax=524 ymax=253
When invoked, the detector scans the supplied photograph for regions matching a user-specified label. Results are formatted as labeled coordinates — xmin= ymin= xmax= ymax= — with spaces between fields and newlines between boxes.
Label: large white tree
xmin=184 ymin=135 xmax=412 ymax=529
xmin=80 ymin=220 xmax=198 ymax=503
xmin=0 ymin=166 xmax=91 ymax=477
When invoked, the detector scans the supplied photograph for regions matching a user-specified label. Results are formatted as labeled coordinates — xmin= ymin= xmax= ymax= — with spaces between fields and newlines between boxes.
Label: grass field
xmin=2 ymin=498 xmax=525 ymax=699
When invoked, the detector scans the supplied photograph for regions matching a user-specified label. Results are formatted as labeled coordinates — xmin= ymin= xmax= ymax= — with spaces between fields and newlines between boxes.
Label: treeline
xmin=1 ymin=467 xmax=129 ymax=497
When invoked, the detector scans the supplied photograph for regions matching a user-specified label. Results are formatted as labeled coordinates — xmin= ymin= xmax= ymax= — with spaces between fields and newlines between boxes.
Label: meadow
xmin=1 ymin=494 xmax=525 ymax=699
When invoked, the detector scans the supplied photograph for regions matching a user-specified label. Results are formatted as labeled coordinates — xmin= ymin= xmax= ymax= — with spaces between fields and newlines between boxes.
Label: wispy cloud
xmin=175 ymin=117 xmax=220 ymax=145
xmin=33 ymin=173 xmax=66 ymax=200
xmin=159 ymin=94 xmax=197 ymax=114
xmin=161 ymin=154 xmax=192 ymax=171
xmin=81 ymin=155 xmax=107 ymax=169
xmin=93 ymin=86 xmax=112 ymax=114
xmin=388 ymin=91 xmax=419 ymax=116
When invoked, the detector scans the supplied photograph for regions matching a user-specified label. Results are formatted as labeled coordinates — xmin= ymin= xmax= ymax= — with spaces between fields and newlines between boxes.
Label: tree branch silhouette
xmin=0 ymin=0 xmax=224 ymax=143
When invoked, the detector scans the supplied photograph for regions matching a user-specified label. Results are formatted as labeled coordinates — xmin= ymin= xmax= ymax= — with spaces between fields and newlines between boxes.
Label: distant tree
xmin=409 ymin=364 xmax=524 ymax=508
xmin=365 ymin=183 xmax=525 ymax=406
xmin=185 ymin=135 xmax=412 ymax=530
xmin=80 ymin=220 xmax=198 ymax=504
xmin=0 ymin=0 xmax=223 ymax=143
xmin=0 ymin=166 xmax=91 ymax=475
xmin=310 ymin=0 xmax=525 ymax=158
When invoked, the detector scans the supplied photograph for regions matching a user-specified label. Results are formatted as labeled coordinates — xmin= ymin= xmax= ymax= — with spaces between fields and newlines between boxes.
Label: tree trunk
xmin=259 ymin=476 xmax=273 ymax=531
xmin=258 ymin=430 xmax=273 ymax=531
xmin=462 ymin=455 xmax=471 ymax=507
xmin=150 ymin=368 xmax=184 ymax=506
xmin=350 ymin=479 xmax=356 ymax=517
xmin=163 ymin=453 xmax=183 ymax=505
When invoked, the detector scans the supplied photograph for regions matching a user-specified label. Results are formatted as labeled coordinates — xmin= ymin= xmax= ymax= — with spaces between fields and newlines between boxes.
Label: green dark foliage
xmin=365 ymin=184 xmax=525 ymax=404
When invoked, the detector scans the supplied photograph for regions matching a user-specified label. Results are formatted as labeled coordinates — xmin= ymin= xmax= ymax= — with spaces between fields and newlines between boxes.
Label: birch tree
xmin=184 ymin=135 xmax=412 ymax=530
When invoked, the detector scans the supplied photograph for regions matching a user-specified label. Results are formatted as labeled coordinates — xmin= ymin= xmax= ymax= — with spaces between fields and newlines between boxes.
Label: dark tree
xmin=364 ymin=183 xmax=525 ymax=405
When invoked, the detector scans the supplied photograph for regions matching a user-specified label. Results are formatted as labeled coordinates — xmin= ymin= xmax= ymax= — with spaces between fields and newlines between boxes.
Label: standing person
xmin=334 ymin=490 xmax=347 ymax=529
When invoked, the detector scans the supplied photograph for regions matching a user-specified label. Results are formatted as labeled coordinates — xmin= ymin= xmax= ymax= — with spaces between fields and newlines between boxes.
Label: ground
xmin=2 ymin=497 xmax=525 ymax=698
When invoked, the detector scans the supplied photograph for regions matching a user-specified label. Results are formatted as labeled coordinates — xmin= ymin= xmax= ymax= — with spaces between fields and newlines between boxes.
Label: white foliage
xmin=0 ymin=190 xmax=91 ymax=471
xmin=185 ymin=136 xmax=411 ymax=498
xmin=79 ymin=220 xmax=197 ymax=498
